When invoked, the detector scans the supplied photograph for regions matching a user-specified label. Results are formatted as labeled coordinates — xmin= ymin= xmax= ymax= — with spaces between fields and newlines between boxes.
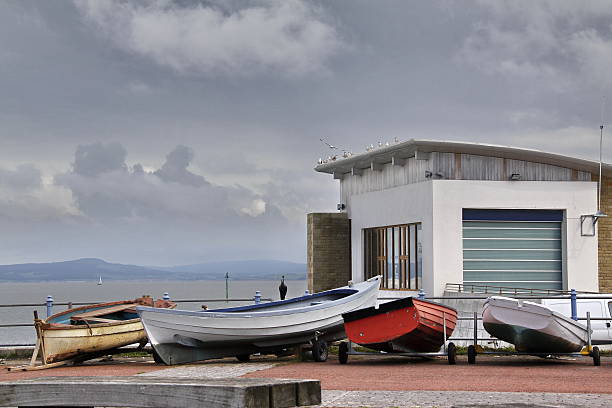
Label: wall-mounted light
xmin=337 ymin=203 xmax=346 ymax=211
xmin=425 ymin=170 xmax=433 ymax=178
xmin=510 ymin=173 xmax=521 ymax=181
xmin=580 ymin=212 xmax=607 ymax=236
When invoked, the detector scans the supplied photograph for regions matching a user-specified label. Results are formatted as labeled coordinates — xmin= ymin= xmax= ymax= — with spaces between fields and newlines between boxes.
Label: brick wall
xmin=597 ymin=175 xmax=612 ymax=292
xmin=307 ymin=213 xmax=351 ymax=293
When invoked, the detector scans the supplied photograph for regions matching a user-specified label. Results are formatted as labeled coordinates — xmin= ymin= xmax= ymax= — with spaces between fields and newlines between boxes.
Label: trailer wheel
xmin=592 ymin=346 xmax=601 ymax=367
xmin=339 ymin=342 xmax=349 ymax=364
xmin=447 ymin=342 xmax=456 ymax=365
xmin=236 ymin=354 xmax=251 ymax=363
xmin=312 ymin=339 xmax=328 ymax=362
xmin=467 ymin=345 xmax=476 ymax=365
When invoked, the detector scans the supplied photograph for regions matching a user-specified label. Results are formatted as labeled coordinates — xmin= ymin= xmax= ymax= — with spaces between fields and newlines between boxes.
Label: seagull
xmin=320 ymin=138 xmax=338 ymax=150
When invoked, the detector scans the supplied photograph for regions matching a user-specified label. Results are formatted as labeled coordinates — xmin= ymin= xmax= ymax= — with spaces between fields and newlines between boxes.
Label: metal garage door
xmin=462 ymin=209 xmax=563 ymax=291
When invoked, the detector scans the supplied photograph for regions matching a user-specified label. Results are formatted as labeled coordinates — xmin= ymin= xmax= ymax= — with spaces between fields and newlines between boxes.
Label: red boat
xmin=342 ymin=297 xmax=457 ymax=353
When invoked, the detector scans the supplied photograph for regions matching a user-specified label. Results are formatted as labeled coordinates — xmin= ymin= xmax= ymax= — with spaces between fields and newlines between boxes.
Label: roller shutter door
xmin=462 ymin=209 xmax=563 ymax=290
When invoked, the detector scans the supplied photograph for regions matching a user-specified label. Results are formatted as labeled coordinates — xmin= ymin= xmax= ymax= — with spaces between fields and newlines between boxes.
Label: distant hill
xmin=0 ymin=258 xmax=306 ymax=282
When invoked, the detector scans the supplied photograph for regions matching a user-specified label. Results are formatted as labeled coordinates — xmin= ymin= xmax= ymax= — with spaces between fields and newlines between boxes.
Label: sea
xmin=0 ymin=279 xmax=307 ymax=346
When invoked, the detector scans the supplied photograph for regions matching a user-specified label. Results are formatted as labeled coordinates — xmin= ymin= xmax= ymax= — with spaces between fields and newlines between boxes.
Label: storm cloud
xmin=1 ymin=1 xmax=612 ymax=265
xmin=74 ymin=0 xmax=342 ymax=76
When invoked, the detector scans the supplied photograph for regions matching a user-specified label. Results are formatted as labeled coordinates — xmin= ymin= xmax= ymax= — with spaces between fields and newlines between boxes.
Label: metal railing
xmin=0 ymin=293 xmax=274 ymax=347
xmin=445 ymin=283 xmax=598 ymax=296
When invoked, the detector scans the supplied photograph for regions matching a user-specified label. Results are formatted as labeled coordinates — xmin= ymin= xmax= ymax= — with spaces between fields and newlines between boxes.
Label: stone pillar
xmin=307 ymin=213 xmax=351 ymax=293
xmin=597 ymin=175 xmax=612 ymax=292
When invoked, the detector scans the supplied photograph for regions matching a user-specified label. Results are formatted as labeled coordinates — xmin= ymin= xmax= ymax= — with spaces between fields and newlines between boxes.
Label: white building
xmin=310 ymin=139 xmax=612 ymax=297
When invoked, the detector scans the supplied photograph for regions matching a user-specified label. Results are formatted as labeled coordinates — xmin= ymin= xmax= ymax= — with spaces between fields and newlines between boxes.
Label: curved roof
xmin=314 ymin=139 xmax=612 ymax=177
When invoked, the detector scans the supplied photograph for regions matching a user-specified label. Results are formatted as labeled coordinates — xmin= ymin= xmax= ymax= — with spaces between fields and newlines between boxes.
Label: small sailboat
xmin=342 ymin=297 xmax=458 ymax=353
xmin=137 ymin=276 xmax=381 ymax=365
xmin=97 ymin=276 xmax=102 ymax=286
xmin=482 ymin=296 xmax=590 ymax=353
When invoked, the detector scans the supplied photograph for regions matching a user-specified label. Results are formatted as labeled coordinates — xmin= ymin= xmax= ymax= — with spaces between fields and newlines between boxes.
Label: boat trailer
xmin=465 ymin=311 xmax=602 ymax=366
xmin=337 ymin=312 xmax=457 ymax=365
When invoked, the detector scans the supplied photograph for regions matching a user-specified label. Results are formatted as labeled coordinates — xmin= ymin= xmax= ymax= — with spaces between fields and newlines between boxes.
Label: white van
xmin=542 ymin=295 xmax=612 ymax=345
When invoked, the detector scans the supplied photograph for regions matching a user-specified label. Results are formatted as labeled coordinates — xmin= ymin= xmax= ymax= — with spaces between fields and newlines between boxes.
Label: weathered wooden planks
xmin=0 ymin=376 xmax=321 ymax=408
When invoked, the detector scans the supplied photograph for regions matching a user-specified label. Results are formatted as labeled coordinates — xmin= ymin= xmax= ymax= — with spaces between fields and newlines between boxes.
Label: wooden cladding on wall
xmin=340 ymin=153 xmax=591 ymax=206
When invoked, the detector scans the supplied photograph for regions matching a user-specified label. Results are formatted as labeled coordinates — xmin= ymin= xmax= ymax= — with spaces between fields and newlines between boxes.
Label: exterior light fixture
xmin=425 ymin=170 xmax=433 ymax=178
xmin=337 ymin=203 xmax=346 ymax=211
xmin=510 ymin=173 xmax=521 ymax=181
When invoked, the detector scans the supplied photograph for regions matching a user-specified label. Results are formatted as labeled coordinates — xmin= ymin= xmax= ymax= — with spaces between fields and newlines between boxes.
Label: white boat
xmin=136 ymin=276 xmax=381 ymax=365
xmin=482 ymin=296 xmax=590 ymax=353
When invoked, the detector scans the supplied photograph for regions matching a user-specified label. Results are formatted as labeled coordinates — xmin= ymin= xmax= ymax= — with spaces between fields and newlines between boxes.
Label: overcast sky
xmin=1 ymin=0 xmax=612 ymax=266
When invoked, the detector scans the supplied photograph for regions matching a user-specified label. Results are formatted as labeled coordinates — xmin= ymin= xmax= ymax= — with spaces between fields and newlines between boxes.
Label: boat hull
xmin=39 ymin=320 xmax=146 ymax=363
xmin=37 ymin=298 xmax=175 ymax=364
xmin=138 ymin=276 xmax=381 ymax=365
xmin=482 ymin=296 xmax=589 ymax=353
xmin=342 ymin=297 xmax=457 ymax=353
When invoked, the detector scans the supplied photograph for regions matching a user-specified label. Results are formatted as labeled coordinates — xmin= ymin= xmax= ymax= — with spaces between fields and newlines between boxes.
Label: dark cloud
xmin=2 ymin=1 xmax=612 ymax=265
xmin=73 ymin=142 xmax=128 ymax=177
xmin=154 ymin=145 xmax=208 ymax=187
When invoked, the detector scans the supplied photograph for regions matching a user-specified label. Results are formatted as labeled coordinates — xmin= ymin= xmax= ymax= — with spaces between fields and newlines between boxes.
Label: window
xmin=364 ymin=223 xmax=422 ymax=290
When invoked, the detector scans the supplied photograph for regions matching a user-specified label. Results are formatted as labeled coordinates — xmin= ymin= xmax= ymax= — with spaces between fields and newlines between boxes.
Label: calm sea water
xmin=0 ymin=280 xmax=307 ymax=346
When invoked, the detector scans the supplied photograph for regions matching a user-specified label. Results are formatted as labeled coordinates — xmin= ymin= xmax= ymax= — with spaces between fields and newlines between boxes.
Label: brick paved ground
xmin=2 ymin=354 xmax=611 ymax=407
xmin=244 ymin=355 xmax=612 ymax=394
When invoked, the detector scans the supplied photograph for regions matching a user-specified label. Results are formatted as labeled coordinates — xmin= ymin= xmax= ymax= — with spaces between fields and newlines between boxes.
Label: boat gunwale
xmin=43 ymin=318 xmax=143 ymax=330
xmin=342 ymin=297 xmax=457 ymax=323
xmin=137 ymin=276 xmax=381 ymax=319
xmin=484 ymin=296 xmax=588 ymax=330
xmin=44 ymin=300 xmax=138 ymax=323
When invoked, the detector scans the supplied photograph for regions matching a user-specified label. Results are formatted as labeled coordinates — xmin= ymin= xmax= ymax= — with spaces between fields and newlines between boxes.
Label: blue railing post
xmin=163 ymin=292 xmax=170 ymax=301
xmin=417 ymin=289 xmax=426 ymax=300
xmin=570 ymin=288 xmax=577 ymax=321
xmin=46 ymin=295 xmax=53 ymax=318
xmin=254 ymin=291 xmax=262 ymax=304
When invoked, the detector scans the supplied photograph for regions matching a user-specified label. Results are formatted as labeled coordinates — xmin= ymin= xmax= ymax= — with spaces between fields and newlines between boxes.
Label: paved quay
xmin=1 ymin=354 xmax=611 ymax=407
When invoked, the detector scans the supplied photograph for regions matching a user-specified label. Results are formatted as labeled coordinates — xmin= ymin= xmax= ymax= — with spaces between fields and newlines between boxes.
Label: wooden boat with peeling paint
xmin=342 ymin=297 xmax=457 ymax=352
xmin=32 ymin=296 xmax=175 ymax=365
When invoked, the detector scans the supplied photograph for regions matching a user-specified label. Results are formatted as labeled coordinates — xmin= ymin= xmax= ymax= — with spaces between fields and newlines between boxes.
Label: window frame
xmin=364 ymin=222 xmax=422 ymax=290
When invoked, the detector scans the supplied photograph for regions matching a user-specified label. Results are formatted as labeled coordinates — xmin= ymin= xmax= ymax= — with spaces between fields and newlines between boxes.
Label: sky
xmin=1 ymin=0 xmax=612 ymax=266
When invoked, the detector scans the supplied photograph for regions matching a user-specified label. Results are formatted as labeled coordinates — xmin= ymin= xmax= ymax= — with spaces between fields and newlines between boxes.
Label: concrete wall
xmin=307 ymin=213 xmax=351 ymax=293
xmin=349 ymin=181 xmax=433 ymax=297
xmin=346 ymin=180 xmax=599 ymax=297
xmin=597 ymin=176 xmax=612 ymax=292
xmin=431 ymin=180 xmax=599 ymax=296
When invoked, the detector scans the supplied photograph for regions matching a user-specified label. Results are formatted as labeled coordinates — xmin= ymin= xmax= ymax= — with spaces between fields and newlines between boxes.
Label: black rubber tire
xmin=447 ymin=342 xmax=456 ymax=365
xmin=339 ymin=342 xmax=349 ymax=364
xmin=592 ymin=346 xmax=601 ymax=367
xmin=152 ymin=349 xmax=164 ymax=364
xmin=312 ymin=339 xmax=328 ymax=362
xmin=467 ymin=345 xmax=476 ymax=365
xmin=236 ymin=354 xmax=251 ymax=363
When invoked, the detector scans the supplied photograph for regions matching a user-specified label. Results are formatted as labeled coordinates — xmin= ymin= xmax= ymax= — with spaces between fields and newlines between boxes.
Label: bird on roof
xmin=320 ymin=138 xmax=338 ymax=150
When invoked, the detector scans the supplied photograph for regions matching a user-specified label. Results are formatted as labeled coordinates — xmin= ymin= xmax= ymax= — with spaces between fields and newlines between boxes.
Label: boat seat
xmin=70 ymin=304 xmax=136 ymax=320
xmin=70 ymin=317 xmax=120 ymax=324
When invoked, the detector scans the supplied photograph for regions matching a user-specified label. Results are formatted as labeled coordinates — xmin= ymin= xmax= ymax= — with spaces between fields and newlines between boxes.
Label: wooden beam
xmin=454 ymin=153 xmax=462 ymax=180
xmin=0 ymin=377 xmax=322 ymax=408
xmin=415 ymin=151 xmax=430 ymax=160
xmin=370 ymin=162 xmax=383 ymax=172
xmin=351 ymin=167 xmax=362 ymax=176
